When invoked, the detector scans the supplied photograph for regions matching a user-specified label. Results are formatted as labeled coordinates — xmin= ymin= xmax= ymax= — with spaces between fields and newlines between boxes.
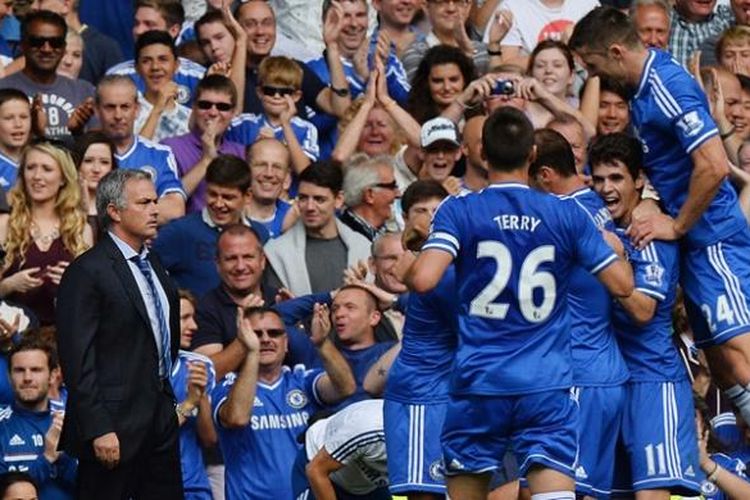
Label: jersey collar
xmin=115 ymin=136 xmax=140 ymax=161
xmin=634 ymin=49 xmax=657 ymax=100
xmin=487 ymin=182 xmax=529 ymax=190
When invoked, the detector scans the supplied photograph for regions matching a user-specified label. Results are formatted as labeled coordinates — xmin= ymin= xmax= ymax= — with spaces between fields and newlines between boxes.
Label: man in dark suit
xmin=56 ymin=169 xmax=184 ymax=499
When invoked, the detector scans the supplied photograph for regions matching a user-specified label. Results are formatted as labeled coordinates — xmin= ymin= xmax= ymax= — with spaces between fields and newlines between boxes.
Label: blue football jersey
xmin=630 ymin=49 xmax=746 ymax=248
xmin=385 ymin=265 xmax=458 ymax=404
xmin=0 ymin=151 xmax=18 ymax=189
xmin=563 ymin=188 xmax=629 ymax=386
xmin=106 ymin=57 xmax=206 ymax=106
xmin=211 ymin=365 xmax=324 ymax=500
xmin=423 ymin=182 xmax=619 ymax=396
xmin=170 ymin=350 xmax=216 ymax=498
xmin=612 ymin=229 xmax=685 ymax=381
xmin=225 ymin=113 xmax=319 ymax=160
xmin=115 ymin=136 xmax=185 ymax=199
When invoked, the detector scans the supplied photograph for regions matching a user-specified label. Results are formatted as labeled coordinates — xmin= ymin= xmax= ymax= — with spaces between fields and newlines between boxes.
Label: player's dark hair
xmin=588 ymin=132 xmax=643 ymax=181
xmin=0 ymin=88 xmax=30 ymax=109
xmin=600 ymin=76 xmax=630 ymax=102
xmin=530 ymin=129 xmax=577 ymax=179
xmin=196 ymin=74 xmax=237 ymax=107
xmin=135 ymin=29 xmax=177 ymax=60
xmin=400 ymin=180 xmax=448 ymax=215
xmin=482 ymin=107 xmax=535 ymax=172
xmin=73 ymin=131 xmax=118 ymax=172
xmin=195 ymin=9 xmax=225 ymax=38
xmin=337 ymin=284 xmax=380 ymax=312
xmin=568 ymin=6 xmax=641 ymax=53
xmin=205 ymin=155 xmax=251 ymax=193
xmin=215 ymin=224 xmax=264 ymax=259
xmin=0 ymin=471 xmax=38 ymax=497
xmin=8 ymin=331 xmax=59 ymax=372
xmin=22 ymin=10 xmax=67 ymax=40
xmin=135 ymin=0 xmax=185 ymax=33
xmin=298 ymin=160 xmax=343 ymax=194
xmin=242 ymin=305 xmax=284 ymax=324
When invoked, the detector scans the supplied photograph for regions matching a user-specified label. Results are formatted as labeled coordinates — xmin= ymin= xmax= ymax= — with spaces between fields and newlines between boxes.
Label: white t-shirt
xmin=305 ymin=399 xmax=387 ymax=495
xmin=483 ymin=0 xmax=600 ymax=55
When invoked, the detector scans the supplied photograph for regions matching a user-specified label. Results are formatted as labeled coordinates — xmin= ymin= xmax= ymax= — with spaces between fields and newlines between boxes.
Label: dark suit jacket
xmin=56 ymin=233 xmax=180 ymax=462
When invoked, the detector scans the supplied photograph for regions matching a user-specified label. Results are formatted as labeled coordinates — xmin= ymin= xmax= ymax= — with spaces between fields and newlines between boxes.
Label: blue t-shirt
xmin=631 ymin=49 xmax=746 ymax=248
xmin=0 ymin=403 xmax=77 ymax=500
xmin=385 ymin=266 xmax=458 ymax=404
xmin=563 ymin=188 xmax=629 ymax=387
xmin=423 ymin=182 xmax=618 ymax=396
xmin=170 ymin=350 xmax=215 ymax=499
xmin=701 ymin=452 xmax=749 ymax=499
xmin=106 ymin=57 xmax=206 ymax=106
xmin=115 ymin=136 xmax=185 ymax=199
xmin=0 ymin=151 xmax=18 ymax=189
xmin=0 ymin=354 xmax=11 ymax=406
xmin=612 ymin=229 xmax=685 ymax=382
xmin=211 ymin=365 xmax=323 ymax=500
xmin=225 ymin=113 xmax=319 ymax=160
xmin=251 ymin=199 xmax=293 ymax=239
xmin=333 ymin=342 xmax=395 ymax=411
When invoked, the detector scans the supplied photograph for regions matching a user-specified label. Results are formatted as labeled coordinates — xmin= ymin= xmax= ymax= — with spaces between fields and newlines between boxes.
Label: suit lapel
xmin=101 ymin=235 xmax=152 ymax=328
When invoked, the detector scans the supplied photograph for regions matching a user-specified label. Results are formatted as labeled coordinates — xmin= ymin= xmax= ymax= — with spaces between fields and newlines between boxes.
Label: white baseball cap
xmin=420 ymin=117 xmax=460 ymax=148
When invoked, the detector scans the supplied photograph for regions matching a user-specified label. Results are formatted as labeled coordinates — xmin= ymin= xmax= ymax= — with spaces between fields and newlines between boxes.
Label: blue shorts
xmin=615 ymin=380 xmax=702 ymax=495
xmin=681 ymin=232 xmax=750 ymax=348
xmin=384 ymin=400 xmax=447 ymax=495
xmin=442 ymin=390 xmax=578 ymax=479
xmin=572 ymin=385 xmax=625 ymax=497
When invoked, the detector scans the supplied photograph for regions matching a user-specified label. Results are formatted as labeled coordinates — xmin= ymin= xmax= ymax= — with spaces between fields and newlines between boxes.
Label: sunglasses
xmin=255 ymin=328 xmax=285 ymax=339
xmin=261 ymin=85 xmax=296 ymax=97
xmin=27 ymin=35 xmax=66 ymax=49
xmin=196 ymin=100 xmax=234 ymax=112
xmin=371 ymin=180 xmax=399 ymax=190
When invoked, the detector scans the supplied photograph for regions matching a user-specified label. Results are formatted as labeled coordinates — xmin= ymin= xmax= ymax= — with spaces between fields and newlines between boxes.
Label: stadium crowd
xmin=1 ymin=0 xmax=750 ymax=499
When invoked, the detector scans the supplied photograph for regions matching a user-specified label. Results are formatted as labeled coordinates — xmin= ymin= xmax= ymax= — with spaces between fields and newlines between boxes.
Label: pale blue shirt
xmin=109 ymin=231 xmax=171 ymax=377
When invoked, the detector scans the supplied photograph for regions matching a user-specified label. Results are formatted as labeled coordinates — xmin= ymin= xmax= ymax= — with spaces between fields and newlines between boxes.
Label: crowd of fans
xmin=0 ymin=0 xmax=750 ymax=499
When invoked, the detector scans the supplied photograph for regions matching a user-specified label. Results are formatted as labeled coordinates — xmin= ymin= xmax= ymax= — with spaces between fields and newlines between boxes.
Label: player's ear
xmin=634 ymin=171 xmax=645 ymax=190
xmin=608 ymin=43 xmax=625 ymax=61
xmin=527 ymin=144 xmax=537 ymax=165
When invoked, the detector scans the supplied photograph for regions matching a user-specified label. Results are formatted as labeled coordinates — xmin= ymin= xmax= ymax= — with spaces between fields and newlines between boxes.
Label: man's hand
xmin=43 ymin=410 xmax=64 ymax=463
xmin=343 ymin=260 xmax=369 ymax=284
xmin=201 ymin=120 xmax=220 ymax=159
xmin=375 ymin=29 xmax=391 ymax=67
xmin=457 ymin=73 xmax=502 ymax=109
xmin=487 ymin=9 xmax=513 ymax=47
xmin=323 ymin=1 xmax=344 ymax=48
xmin=68 ymin=97 xmax=95 ymax=135
xmin=352 ymin=35 xmax=370 ymax=81
xmin=186 ymin=361 xmax=209 ymax=406
xmin=236 ymin=307 xmax=260 ymax=353
xmin=626 ymin=212 xmax=682 ymax=248
xmin=156 ymin=81 xmax=179 ymax=110
xmin=601 ymin=229 xmax=626 ymax=260
xmin=0 ymin=313 xmax=20 ymax=343
xmin=392 ymin=250 xmax=417 ymax=284
xmin=222 ymin=0 xmax=246 ymax=41
xmin=310 ymin=303 xmax=331 ymax=347
xmin=238 ymin=293 xmax=264 ymax=309
xmin=93 ymin=432 xmax=120 ymax=469
xmin=207 ymin=61 xmax=231 ymax=77
xmin=279 ymin=94 xmax=297 ymax=125
xmin=31 ymin=94 xmax=47 ymax=137
xmin=402 ymin=211 xmax=432 ymax=252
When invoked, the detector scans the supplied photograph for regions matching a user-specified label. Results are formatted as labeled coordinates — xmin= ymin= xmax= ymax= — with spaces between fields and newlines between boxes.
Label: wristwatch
xmin=330 ymin=85 xmax=350 ymax=97
xmin=176 ymin=402 xmax=198 ymax=419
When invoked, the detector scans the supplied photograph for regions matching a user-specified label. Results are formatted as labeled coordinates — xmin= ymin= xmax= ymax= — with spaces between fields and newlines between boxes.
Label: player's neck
xmin=0 ymin=143 xmax=22 ymax=163
xmin=463 ymin=163 xmax=488 ymax=192
xmin=114 ymin=135 xmax=136 ymax=155
xmin=487 ymin=167 xmax=528 ymax=186
xmin=559 ymin=175 xmax=586 ymax=196
xmin=629 ymin=48 xmax=651 ymax=88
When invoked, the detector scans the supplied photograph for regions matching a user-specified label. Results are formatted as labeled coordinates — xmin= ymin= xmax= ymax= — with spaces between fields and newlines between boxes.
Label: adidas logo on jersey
xmin=575 ymin=466 xmax=588 ymax=480
xmin=684 ymin=465 xmax=695 ymax=477
xmin=253 ymin=397 xmax=264 ymax=408
xmin=9 ymin=435 xmax=24 ymax=446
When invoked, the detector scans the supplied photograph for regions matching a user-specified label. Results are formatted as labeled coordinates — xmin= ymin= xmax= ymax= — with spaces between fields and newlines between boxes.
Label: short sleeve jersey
xmin=563 ymin=188 xmax=629 ymax=387
xmin=611 ymin=229 xmax=685 ymax=382
xmin=211 ymin=365 xmax=324 ymax=500
xmin=630 ymin=49 xmax=746 ymax=248
xmin=423 ymin=183 xmax=618 ymax=396
xmin=115 ymin=136 xmax=186 ymax=199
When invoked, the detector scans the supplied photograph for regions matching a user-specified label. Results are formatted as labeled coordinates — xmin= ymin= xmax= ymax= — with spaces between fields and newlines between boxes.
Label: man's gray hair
xmin=343 ymin=154 xmax=394 ymax=208
xmin=97 ymin=169 xmax=153 ymax=229
xmin=629 ymin=0 xmax=671 ymax=21
xmin=95 ymin=74 xmax=138 ymax=105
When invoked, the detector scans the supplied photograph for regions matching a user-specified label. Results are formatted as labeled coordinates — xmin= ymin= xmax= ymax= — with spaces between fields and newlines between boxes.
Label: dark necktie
xmin=132 ymin=255 xmax=171 ymax=375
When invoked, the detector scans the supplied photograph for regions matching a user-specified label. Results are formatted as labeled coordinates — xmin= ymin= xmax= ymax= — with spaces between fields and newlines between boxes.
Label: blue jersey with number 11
xmin=424 ymin=183 xmax=618 ymax=397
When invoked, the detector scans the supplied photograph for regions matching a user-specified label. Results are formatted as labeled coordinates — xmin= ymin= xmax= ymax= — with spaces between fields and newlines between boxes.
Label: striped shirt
xmin=668 ymin=4 xmax=734 ymax=67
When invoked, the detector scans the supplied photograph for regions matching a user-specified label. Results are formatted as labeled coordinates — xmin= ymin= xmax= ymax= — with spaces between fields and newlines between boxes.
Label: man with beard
xmin=0 ymin=336 xmax=77 ymax=498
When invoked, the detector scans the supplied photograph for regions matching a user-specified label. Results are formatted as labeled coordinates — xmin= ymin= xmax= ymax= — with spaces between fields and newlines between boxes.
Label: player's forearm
xmin=332 ymin=101 xmax=372 ymax=163
xmin=538 ymin=94 xmax=596 ymax=139
xmin=220 ymin=352 xmax=259 ymax=428
xmin=363 ymin=342 xmax=401 ymax=397
xmin=156 ymin=194 xmax=185 ymax=225
xmin=616 ymin=290 xmax=657 ymax=325
xmin=316 ymin=339 xmax=356 ymax=403
xmin=701 ymin=460 xmax=750 ymax=498
xmin=676 ymin=139 xmax=729 ymax=235
xmin=307 ymin=468 xmax=337 ymax=500
xmin=196 ymin=396 xmax=218 ymax=447
xmin=181 ymin=154 xmax=212 ymax=195
xmin=579 ymin=76 xmax=600 ymax=132
xmin=230 ymin=35 xmax=247 ymax=113
xmin=283 ymin=125 xmax=313 ymax=175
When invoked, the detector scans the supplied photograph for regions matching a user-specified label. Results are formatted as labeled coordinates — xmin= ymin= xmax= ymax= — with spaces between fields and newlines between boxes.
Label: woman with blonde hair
xmin=0 ymin=141 xmax=93 ymax=325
